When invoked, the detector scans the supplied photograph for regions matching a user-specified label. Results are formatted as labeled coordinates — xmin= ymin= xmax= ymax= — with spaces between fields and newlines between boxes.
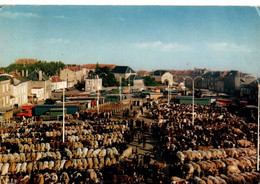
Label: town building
xmin=133 ymin=76 xmax=145 ymax=89
xmin=136 ymin=70 xmax=150 ymax=77
xmin=31 ymin=87 xmax=44 ymax=100
xmin=224 ymin=70 xmax=243 ymax=95
xmin=85 ymin=77 xmax=102 ymax=92
xmin=83 ymin=64 xmax=116 ymax=75
xmin=27 ymin=70 xmax=51 ymax=100
xmin=60 ymin=66 xmax=87 ymax=88
xmin=111 ymin=66 xmax=136 ymax=81
xmin=151 ymin=70 xmax=174 ymax=86
xmin=15 ymin=58 xmax=37 ymax=64
xmin=9 ymin=73 xmax=29 ymax=108
xmin=201 ymin=71 xmax=227 ymax=92
xmin=50 ymin=76 xmax=67 ymax=91
xmin=0 ymin=76 xmax=11 ymax=108
xmin=60 ymin=68 xmax=76 ymax=88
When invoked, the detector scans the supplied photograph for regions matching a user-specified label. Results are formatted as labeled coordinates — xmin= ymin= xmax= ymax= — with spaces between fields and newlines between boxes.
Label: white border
xmin=0 ymin=0 xmax=260 ymax=6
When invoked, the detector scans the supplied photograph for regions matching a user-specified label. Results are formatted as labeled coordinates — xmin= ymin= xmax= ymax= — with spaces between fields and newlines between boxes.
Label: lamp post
xmin=62 ymin=87 xmax=65 ymax=142
xmin=184 ymin=76 xmax=202 ymax=126
xmin=128 ymin=70 xmax=131 ymax=98
xmin=243 ymin=74 xmax=259 ymax=171
xmin=119 ymin=76 xmax=122 ymax=101
xmin=168 ymin=84 xmax=170 ymax=105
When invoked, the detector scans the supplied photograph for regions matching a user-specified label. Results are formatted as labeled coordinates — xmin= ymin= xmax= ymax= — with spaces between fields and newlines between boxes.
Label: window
xmin=3 ymin=97 xmax=5 ymax=107
xmin=6 ymin=96 xmax=8 ymax=105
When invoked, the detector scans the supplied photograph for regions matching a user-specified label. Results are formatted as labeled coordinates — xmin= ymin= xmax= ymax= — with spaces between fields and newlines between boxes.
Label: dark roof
xmin=111 ymin=66 xmax=135 ymax=74
xmin=27 ymin=70 xmax=49 ymax=81
xmin=12 ymin=73 xmax=30 ymax=85
xmin=226 ymin=70 xmax=239 ymax=77
xmin=152 ymin=70 xmax=168 ymax=76
xmin=202 ymin=71 xmax=221 ymax=78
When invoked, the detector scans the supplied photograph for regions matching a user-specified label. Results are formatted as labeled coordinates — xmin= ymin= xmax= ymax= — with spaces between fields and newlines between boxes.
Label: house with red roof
xmin=83 ymin=64 xmax=116 ymax=71
xmin=50 ymin=76 xmax=67 ymax=91
xmin=60 ymin=66 xmax=87 ymax=88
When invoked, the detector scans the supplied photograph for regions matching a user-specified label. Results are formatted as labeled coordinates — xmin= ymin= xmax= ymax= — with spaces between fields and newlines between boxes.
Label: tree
xmin=143 ymin=76 xmax=158 ymax=86
xmin=94 ymin=64 xmax=118 ymax=87
xmin=3 ymin=60 xmax=65 ymax=77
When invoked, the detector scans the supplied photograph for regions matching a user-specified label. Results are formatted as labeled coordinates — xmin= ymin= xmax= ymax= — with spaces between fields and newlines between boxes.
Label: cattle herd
xmin=0 ymin=100 xmax=259 ymax=184
xmin=149 ymin=102 xmax=260 ymax=183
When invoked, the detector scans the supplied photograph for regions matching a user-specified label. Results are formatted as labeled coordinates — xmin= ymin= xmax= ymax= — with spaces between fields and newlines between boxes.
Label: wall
xmin=0 ymin=79 xmax=11 ymax=108
xmin=31 ymin=88 xmax=44 ymax=100
xmin=161 ymin=72 xmax=173 ymax=85
xmin=51 ymin=81 xmax=67 ymax=91
xmin=85 ymin=78 xmax=102 ymax=91
xmin=10 ymin=81 xmax=29 ymax=107
xmin=31 ymin=80 xmax=51 ymax=100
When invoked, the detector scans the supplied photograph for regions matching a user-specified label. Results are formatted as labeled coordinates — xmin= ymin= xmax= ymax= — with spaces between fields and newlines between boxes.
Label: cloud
xmin=135 ymin=41 xmax=189 ymax=52
xmin=207 ymin=42 xmax=251 ymax=53
xmin=0 ymin=11 xmax=39 ymax=19
xmin=54 ymin=15 xmax=65 ymax=19
xmin=48 ymin=38 xmax=70 ymax=44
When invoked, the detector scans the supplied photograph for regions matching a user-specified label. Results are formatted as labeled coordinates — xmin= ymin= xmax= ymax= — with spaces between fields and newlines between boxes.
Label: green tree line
xmin=3 ymin=61 xmax=65 ymax=77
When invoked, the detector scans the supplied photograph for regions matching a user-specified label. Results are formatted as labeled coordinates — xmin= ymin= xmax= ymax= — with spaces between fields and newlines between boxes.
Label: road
xmin=112 ymin=98 xmax=167 ymax=164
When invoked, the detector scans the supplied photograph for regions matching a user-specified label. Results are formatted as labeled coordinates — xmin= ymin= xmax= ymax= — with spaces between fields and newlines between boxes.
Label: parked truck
xmin=16 ymin=104 xmax=79 ymax=120
xmin=17 ymin=105 xmax=35 ymax=118
xmin=39 ymin=108 xmax=67 ymax=121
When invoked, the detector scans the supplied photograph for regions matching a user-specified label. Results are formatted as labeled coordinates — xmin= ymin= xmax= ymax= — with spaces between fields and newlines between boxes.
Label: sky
xmin=0 ymin=6 xmax=260 ymax=76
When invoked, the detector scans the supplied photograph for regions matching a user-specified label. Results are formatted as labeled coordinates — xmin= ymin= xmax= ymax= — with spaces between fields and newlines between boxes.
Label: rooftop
xmin=27 ymin=70 xmax=49 ymax=81
xmin=83 ymin=64 xmax=117 ymax=70
xmin=51 ymin=76 xmax=63 ymax=82
xmin=111 ymin=66 xmax=135 ymax=74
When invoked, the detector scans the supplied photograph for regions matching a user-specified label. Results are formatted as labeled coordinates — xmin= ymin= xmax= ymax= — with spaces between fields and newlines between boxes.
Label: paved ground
xmin=111 ymin=98 xmax=166 ymax=164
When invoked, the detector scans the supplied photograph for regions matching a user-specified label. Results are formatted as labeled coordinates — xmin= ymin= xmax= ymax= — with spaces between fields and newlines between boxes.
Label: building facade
xmin=0 ymin=76 xmax=11 ymax=108
xmin=10 ymin=73 xmax=29 ymax=108
xmin=85 ymin=77 xmax=102 ymax=91
xmin=224 ymin=70 xmax=242 ymax=95
xmin=27 ymin=70 xmax=51 ymax=100
xmin=51 ymin=76 xmax=67 ymax=91
xmin=111 ymin=66 xmax=136 ymax=81
xmin=151 ymin=70 xmax=174 ymax=86
xmin=31 ymin=87 xmax=44 ymax=100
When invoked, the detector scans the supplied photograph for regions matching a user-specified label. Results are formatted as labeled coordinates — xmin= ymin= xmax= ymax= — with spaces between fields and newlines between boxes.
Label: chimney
xmin=39 ymin=70 xmax=43 ymax=81
xmin=22 ymin=70 xmax=24 ymax=77
xmin=26 ymin=70 xmax=28 ymax=77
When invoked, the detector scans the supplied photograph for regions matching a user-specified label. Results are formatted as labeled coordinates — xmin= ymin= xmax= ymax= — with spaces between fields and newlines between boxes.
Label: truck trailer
xmin=17 ymin=104 xmax=79 ymax=120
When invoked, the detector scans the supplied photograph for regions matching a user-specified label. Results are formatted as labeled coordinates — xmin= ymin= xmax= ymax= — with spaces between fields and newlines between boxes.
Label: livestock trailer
xmin=34 ymin=104 xmax=79 ymax=116
xmin=174 ymin=96 xmax=211 ymax=105
xmin=40 ymin=108 xmax=67 ymax=121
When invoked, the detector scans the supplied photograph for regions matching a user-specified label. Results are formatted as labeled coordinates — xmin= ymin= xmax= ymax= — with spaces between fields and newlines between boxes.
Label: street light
xmin=62 ymin=87 xmax=65 ymax=142
xmin=119 ymin=76 xmax=122 ymax=102
xmin=242 ymin=74 xmax=259 ymax=171
xmin=168 ymin=84 xmax=170 ymax=105
xmin=184 ymin=76 xmax=203 ymax=126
